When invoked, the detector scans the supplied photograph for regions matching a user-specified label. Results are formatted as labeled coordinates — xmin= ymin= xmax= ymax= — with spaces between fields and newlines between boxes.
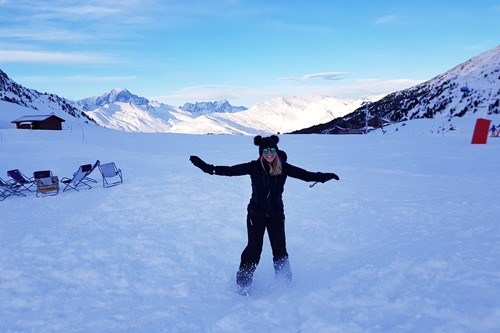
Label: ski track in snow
xmin=1 ymin=116 xmax=500 ymax=332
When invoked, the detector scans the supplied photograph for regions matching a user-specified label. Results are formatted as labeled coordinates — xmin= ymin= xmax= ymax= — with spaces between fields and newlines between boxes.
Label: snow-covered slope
xmin=378 ymin=44 xmax=500 ymax=121
xmin=0 ymin=69 xmax=96 ymax=128
xmin=84 ymin=101 xmax=180 ymax=133
xmin=214 ymin=95 xmax=368 ymax=134
xmin=296 ymin=45 xmax=500 ymax=134
xmin=1 ymin=114 xmax=499 ymax=332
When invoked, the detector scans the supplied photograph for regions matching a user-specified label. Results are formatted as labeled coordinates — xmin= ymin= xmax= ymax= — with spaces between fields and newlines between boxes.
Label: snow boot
xmin=274 ymin=256 xmax=292 ymax=284
xmin=236 ymin=268 xmax=254 ymax=287
xmin=236 ymin=268 xmax=254 ymax=296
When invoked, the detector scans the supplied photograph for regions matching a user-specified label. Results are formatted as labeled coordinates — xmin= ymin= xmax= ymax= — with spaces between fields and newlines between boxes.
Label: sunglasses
xmin=262 ymin=148 xmax=277 ymax=155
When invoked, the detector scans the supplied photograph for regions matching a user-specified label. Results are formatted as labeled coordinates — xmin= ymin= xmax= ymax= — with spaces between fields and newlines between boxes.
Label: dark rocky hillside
xmin=293 ymin=46 xmax=500 ymax=134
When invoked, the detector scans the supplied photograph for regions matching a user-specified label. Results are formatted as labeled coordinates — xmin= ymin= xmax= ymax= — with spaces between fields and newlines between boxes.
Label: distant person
xmin=490 ymin=124 xmax=497 ymax=137
xmin=189 ymin=135 xmax=339 ymax=294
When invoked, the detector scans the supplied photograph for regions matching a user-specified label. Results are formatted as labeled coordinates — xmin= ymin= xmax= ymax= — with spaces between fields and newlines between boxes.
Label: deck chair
xmin=98 ymin=162 xmax=123 ymax=188
xmin=78 ymin=160 xmax=100 ymax=183
xmin=61 ymin=165 xmax=92 ymax=192
xmin=33 ymin=170 xmax=59 ymax=197
xmin=0 ymin=177 xmax=26 ymax=201
xmin=7 ymin=169 xmax=36 ymax=192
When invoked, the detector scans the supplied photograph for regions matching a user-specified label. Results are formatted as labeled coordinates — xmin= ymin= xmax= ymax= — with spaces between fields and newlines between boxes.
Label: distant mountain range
xmin=77 ymin=92 xmax=366 ymax=134
xmin=75 ymin=88 xmax=247 ymax=114
xmin=1 ymin=45 xmax=499 ymax=134
xmin=181 ymin=100 xmax=247 ymax=115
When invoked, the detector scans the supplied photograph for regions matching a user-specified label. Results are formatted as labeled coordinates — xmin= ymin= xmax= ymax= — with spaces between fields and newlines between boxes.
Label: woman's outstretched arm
xmin=189 ymin=156 xmax=253 ymax=176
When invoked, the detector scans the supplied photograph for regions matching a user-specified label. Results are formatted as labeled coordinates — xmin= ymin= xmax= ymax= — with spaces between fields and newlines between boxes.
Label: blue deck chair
xmin=61 ymin=165 xmax=92 ymax=192
xmin=79 ymin=160 xmax=100 ymax=183
xmin=33 ymin=170 xmax=59 ymax=197
xmin=7 ymin=169 xmax=36 ymax=192
xmin=98 ymin=162 xmax=123 ymax=188
xmin=0 ymin=177 xmax=26 ymax=201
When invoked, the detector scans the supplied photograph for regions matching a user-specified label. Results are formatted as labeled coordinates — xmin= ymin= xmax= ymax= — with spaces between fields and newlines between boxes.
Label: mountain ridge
xmin=79 ymin=92 xmax=366 ymax=134
xmin=0 ymin=69 xmax=95 ymax=127
xmin=181 ymin=100 xmax=247 ymax=115
xmin=292 ymin=45 xmax=500 ymax=134
xmin=75 ymin=88 xmax=150 ymax=111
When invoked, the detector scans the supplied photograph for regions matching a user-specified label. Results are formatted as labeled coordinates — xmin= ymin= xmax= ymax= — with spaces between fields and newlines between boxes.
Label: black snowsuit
xmin=213 ymin=154 xmax=331 ymax=287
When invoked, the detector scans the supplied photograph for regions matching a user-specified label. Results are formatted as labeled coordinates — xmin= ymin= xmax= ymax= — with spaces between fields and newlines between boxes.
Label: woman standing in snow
xmin=189 ymin=135 xmax=339 ymax=291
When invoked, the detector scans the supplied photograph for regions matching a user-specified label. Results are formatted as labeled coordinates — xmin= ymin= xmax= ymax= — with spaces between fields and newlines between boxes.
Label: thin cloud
xmin=0 ymin=50 xmax=110 ymax=63
xmin=49 ymin=5 xmax=122 ymax=17
xmin=0 ymin=28 xmax=92 ymax=42
xmin=303 ymin=72 xmax=349 ymax=80
xmin=279 ymin=72 xmax=348 ymax=81
xmin=0 ymin=1 xmax=160 ymax=37
xmin=0 ymin=0 xmax=263 ymax=45
xmin=374 ymin=15 xmax=399 ymax=25
xmin=20 ymin=75 xmax=137 ymax=83
xmin=5 ymin=1 xmax=129 ymax=20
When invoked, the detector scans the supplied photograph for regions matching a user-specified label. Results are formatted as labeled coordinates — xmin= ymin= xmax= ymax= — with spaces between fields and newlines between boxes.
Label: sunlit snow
xmin=1 ymin=112 xmax=499 ymax=332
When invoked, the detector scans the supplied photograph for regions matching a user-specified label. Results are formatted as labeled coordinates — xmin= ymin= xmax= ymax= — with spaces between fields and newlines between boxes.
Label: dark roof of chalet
xmin=11 ymin=115 xmax=65 ymax=123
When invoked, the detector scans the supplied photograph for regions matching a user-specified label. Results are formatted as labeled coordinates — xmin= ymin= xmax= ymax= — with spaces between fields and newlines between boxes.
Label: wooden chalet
xmin=328 ymin=126 xmax=364 ymax=135
xmin=11 ymin=115 xmax=65 ymax=130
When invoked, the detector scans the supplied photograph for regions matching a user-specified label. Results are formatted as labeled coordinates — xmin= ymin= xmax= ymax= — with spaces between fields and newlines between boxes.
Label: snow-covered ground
xmin=1 ymin=115 xmax=499 ymax=333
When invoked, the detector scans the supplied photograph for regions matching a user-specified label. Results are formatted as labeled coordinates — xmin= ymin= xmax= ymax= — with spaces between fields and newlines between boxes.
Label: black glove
xmin=189 ymin=156 xmax=214 ymax=175
xmin=317 ymin=172 xmax=340 ymax=183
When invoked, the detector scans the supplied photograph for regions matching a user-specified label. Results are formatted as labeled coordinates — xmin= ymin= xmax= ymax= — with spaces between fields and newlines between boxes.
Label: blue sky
xmin=0 ymin=0 xmax=498 ymax=107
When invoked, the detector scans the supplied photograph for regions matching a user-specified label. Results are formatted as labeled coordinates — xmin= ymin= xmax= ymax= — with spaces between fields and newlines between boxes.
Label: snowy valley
xmin=1 ymin=114 xmax=500 ymax=332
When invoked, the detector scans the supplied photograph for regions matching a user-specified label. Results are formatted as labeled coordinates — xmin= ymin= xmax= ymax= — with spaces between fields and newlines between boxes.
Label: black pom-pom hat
xmin=254 ymin=135 xmax=279 ymax=155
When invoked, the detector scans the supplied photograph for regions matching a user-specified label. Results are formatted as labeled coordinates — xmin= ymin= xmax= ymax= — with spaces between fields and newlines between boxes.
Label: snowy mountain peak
xmin=95 ymin=88 xmax=149 ymax=106
xmin=75 ymin=88 xmax=150 ymax=111
xmin=181 ymin=99 xmax=247 ymax=115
